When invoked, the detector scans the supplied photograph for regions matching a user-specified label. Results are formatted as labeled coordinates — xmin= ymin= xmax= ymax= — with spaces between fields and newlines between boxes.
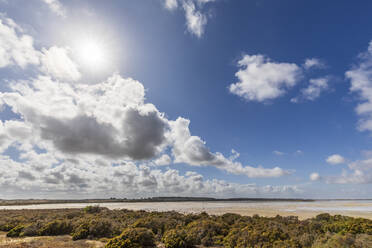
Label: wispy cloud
xmin=163 ymin=0 xmax=217 ymax=38
xmin=41 ymin=0 xmax=66 ymax=17
xmin=320 ymin=155 xmax=372 ymax=184
xmin=303 ymin=58 xmax=325 ymax=70
xmin=273 ymin=150 xmax=285 ymax=156
xmin=0 ymin=16 xmax=40 ymax=68
xmin=346 ymin=40 xmax=372 ymax=133
xmin=164 ymin=0 xmax=178 ymax=10
xmin=291 ymin=77 xmax=330 ymax=103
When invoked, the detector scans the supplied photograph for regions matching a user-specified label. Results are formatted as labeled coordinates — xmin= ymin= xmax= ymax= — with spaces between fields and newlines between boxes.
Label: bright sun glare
xmin=77 ymin=39 xmax=106 ymax=69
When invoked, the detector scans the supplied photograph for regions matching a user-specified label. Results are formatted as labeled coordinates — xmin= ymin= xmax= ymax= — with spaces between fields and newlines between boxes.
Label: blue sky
xmin=0 ymin=0 xmax=372 ymax=199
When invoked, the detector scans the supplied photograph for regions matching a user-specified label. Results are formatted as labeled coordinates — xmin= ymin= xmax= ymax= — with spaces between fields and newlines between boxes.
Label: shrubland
xmin=0 ymin=208 xmax=371 ymax=247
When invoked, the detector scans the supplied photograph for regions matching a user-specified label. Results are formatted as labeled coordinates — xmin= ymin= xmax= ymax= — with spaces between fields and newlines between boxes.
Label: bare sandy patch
xmin=0 ymin=232 xmax=105 ymax=248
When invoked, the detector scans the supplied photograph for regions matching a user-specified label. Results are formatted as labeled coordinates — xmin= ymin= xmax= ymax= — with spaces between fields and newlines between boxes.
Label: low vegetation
xmin=0 ymin=208 xmax=371 ymax=247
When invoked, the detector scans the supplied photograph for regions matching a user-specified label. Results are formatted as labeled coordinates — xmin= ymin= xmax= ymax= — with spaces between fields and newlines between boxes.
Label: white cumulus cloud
xmin=154 ymin=154 xmax=172 ymax=166
xmin=309 ymin=172 xmax=321 ymax=181
xmin=229 ymin=54 xmax=302 ymax=102
xmin=0 ymin=16 xmax=40 ymax=68
xmin=326 ymin=154 xmax=346 ymax=165
xmin=169 ymin=117 xmax=291 ymax=178
xmin=0 ymin=152 xmax=301 ymax=198
xmin=40 ymin=46 xmax=81 ymax=81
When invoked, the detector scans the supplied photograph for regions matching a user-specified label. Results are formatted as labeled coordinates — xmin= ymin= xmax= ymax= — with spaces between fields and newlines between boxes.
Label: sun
xmin=76 ymin=39 xmax=107 ymax=70
xmin=67 ymin=26 xmax=119 ymax=80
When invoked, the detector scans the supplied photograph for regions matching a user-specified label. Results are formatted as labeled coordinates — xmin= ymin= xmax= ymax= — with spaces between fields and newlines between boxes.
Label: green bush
xmin=1 ymin=208 xmax=372 ymax=247
xmin=312 ymin=233 xmax=356 ymax=248
xmin=162 ymin=229 xmax=194 ymax=248
xmin=0 ymin=223 xmax=18 ymax=232
xmin=7 ymin=225 xmax=25 ymax=237
xmin=133 ymin=217 xmax=165 ymax=235
xmin=88 ymin=219 xmax=115 ymax=237
xmin=72 ymin=218 xmax=116 ymax=240
xmin=219 ymin=213 xmax=242 ymax=225
xmin=185 ymin=219 xmax=228 ymax=246
xmin=223 ymin=223 xmax=289 ymax=248
xmin=72 ymin=223 xmax=89 ymax=240
xmin=21 ymin=222 xmax=43 ymax=237
xmin=83 ymin=205 xmax=102 ymax=214
xmin=39 ymin=220 xmax=73 ymax=236
xmin=105 ymin=227 xmax=156 ymax=248
xmin=316 ymin=213 xmax=332 ymax=221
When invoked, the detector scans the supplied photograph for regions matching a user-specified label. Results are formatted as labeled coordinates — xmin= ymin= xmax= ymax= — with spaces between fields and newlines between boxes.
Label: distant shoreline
xmin=1 ymin=197 xmax=371 ymax=206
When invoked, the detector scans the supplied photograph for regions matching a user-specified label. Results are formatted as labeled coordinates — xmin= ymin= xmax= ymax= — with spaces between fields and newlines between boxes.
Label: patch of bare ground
xmin=0 ymin=232 xmax=105 ymax=248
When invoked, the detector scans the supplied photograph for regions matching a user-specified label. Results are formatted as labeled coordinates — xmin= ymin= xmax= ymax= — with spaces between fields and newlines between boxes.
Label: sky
xmin=0 ymin=0 xmax=372 ymax=199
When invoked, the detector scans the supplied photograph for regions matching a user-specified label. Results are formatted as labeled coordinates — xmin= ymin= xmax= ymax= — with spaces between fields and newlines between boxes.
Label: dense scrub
xmin=0 ymin=208 xmax=371 ymax=247
xmin=106 ymin=228 xmax=155 ymax=248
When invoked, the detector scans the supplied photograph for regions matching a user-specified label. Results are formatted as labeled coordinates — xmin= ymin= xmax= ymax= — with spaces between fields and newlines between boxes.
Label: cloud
xmin=0 ymin=16 xmax=78 ymax=80
xmin=40 ymin=46 xmax=81 ymax=81
xmin=164 ymin=0 xmax=178 ymax=10
xmin=163 ymin=0 xmax=216 ymax=38
xmin=169 ymin=117 xmax=291 ymax=178
xmin=229 ymin=54 xmax=302 ymax=102
xmin=154 ymin=154 xmax=172 ymax=166
xmin=273 ymin=150 xmax=285 ymax=156
xmin=0 ymin=16 xmax=40 ymax=68
xmin=348 ymin=158 xmax=372 ymax=171
xmin=0 ymin=151 xmax=301 ymax=198
xmin=301 ymin=77 xmax=329 ymax=100
xmin=182 ymin=0 xmax=207 ymax=38
xmin=309 ymin=172 xmax=321 ymax=181
xmin=1 ymin=67 xmax=290 ymax=178
xmin=345 ymin=40 xmax=372 ymax=132
xmin=326 ymin=154 xmax=346 ymax=165
xmin=295 ymin=150 xmax=303 ymax=155
xmin=291 ymin=77 xmax=329 ymax=102
xmin=196 ymin=0 xmax=217 ymax=4
xmin=1 ymin=67 xmax=289 ymax=178
xmin=326 ymin=169 xmax=372 ymax=184
xmin=18 ymin=171 xmax=36 ymax=181
xmin=0 ymin=120 xmax=32 ymax=152
xmin=2 ymin=74 xmax=169 ymax=160
xmin=41 ymin=0 xmax=66 ymax=17
xmin=261 ymin=185 xmax=301 ymax=194
xmin=325 ymin=157 xmax=372 ymax=184
xmin=303 ymin=58 xmax=325 ymax=70
xmin=0 ymin=15 xmax=295 ymax=198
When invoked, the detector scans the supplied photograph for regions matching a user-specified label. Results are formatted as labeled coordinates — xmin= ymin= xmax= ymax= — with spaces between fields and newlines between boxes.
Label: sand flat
xmin=1 ymin=200 xmax=371 ymax=220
